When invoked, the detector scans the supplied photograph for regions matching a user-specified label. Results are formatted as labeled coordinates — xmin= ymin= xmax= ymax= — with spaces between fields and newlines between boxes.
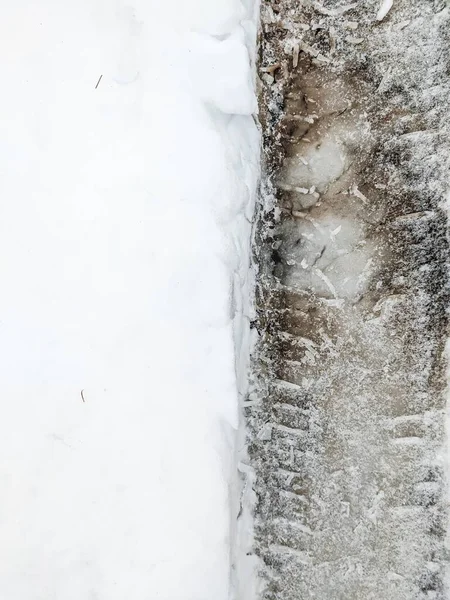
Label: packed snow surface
xmin=0 ymin=1 xmax=259 ymax=599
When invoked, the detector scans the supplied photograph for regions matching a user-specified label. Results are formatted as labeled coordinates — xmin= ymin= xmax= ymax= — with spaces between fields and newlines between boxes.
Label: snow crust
xmin=0 ymin=2 xmax=259 ymax=599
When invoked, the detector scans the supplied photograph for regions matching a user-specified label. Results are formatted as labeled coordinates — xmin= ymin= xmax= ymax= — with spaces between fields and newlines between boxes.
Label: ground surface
xmin=247 ymin=1 xmax=450 ymax=598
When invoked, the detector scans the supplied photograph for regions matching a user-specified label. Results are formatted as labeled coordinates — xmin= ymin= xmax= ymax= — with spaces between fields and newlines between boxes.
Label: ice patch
xmin=280 ymin=136 xmax=346 ymax=192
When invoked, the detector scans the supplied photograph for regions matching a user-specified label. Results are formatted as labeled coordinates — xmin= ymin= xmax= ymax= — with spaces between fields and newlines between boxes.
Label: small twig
xmin=95 ymin=74 xmax=103 ymax=89
xmin=313 ymin=1 xmax=357 ymax=16
xmin=81 ymin=389 xmax=85 ymax=403
xmin=350 ymin=184 xmax=369 ymax=204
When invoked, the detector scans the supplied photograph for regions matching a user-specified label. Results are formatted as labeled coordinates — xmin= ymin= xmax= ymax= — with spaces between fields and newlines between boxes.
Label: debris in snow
xmin=273 ymin=518 xmax=315 ymax=536
xmin=388 ymin=572 xmax=405 ymax=582
xmin=329 ymin=27 xmax=337 ymax=53
xmin=243 ymin=399 xmax=262 ymax=408
xmin=264 ymin=5 xmax=277 ymax=24
xmin=278 ymin=469 xmax=296 ymax=485
xmin=349 ymin=184 xmax=369 ymax=204
xmin=258 ymin=423 xmax=273 ymax=441
xmin=357 ymin=258 xmax=373 ymax=290
xmin=393 ymin=210 xmax=435 ymax=223
xmin=299 ymin=41 xmax=319 ymax=58
xmin=347 ymin=36 xmax=364 ymax=45
xmin=272 ymin=378 xmax=303 ymax=392
xmin=367 ymin=490 xmax=385 ymax=524
xmin=292 ymin=43 xmax=300 ymax=68
xmin=95 ymin=74 xmax=103 ymax=89
xmin=273 ymin=421 xmax=308 ymax=436
xmin=376 ymin=0 xmax=393 ymax=22
xmin=281 ymin=20 xmax=293 ymax=31
xmin=331 ymin=225 xmax=342 ymax=236
xmin=289 ymin=446 xmax=295 ymax=466
xmin=313 ymin=2 xmax=358 ymax=17
xmin=278 ymin=183 xmax=310 ymax=194
xmin=314 ymin=53 xmax=330 ymax=64
xmin=261 ymin=63 xmax=281 ymax=74
xmin=262 ymin=73 xmax=275 ymax=85
xmin=377 ymin=66 xmax=393 ymax=92
xmin=301 ymin=342 xmax=319 ymax=358
xmin=268 ymin=543 xmax=312 ymax=562
xmin=397 ymin=20 xmax=411 ymax=30
xmin=313 ymin=267 xmax=339 ymax=299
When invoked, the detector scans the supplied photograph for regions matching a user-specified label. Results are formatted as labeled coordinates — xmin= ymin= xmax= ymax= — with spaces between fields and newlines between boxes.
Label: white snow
xmin=0 ymin=2 xmax=259 ymax=599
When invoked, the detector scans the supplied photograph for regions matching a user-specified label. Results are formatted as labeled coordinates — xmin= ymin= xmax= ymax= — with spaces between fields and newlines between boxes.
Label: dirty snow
xmin=0 ymin=1 xmax=259 ymax=599
xmin=251 ymin=0 xmax=449 ymax=598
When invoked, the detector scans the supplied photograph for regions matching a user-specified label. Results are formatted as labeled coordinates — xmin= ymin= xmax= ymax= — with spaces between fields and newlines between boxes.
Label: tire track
xmin=248 ymin=1 xmax=450 ymax=598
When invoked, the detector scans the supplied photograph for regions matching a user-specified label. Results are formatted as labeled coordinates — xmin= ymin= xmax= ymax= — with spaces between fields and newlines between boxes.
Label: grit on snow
xmin=0 ymin=1 xmax=259 ymax=599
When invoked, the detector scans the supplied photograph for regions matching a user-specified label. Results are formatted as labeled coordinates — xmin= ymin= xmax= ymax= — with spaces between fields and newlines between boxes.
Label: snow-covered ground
xmin=0 ymin=2 xmax=259 ymax=598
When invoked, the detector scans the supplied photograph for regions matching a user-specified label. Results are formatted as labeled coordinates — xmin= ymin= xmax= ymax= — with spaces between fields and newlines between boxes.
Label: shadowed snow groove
xmin=247 ymin=1 xmax=450 ymax=598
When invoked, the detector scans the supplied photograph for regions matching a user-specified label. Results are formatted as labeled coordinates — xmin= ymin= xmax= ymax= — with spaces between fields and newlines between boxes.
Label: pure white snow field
xmin=0 ymin=1 xmax=259 ymax=598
